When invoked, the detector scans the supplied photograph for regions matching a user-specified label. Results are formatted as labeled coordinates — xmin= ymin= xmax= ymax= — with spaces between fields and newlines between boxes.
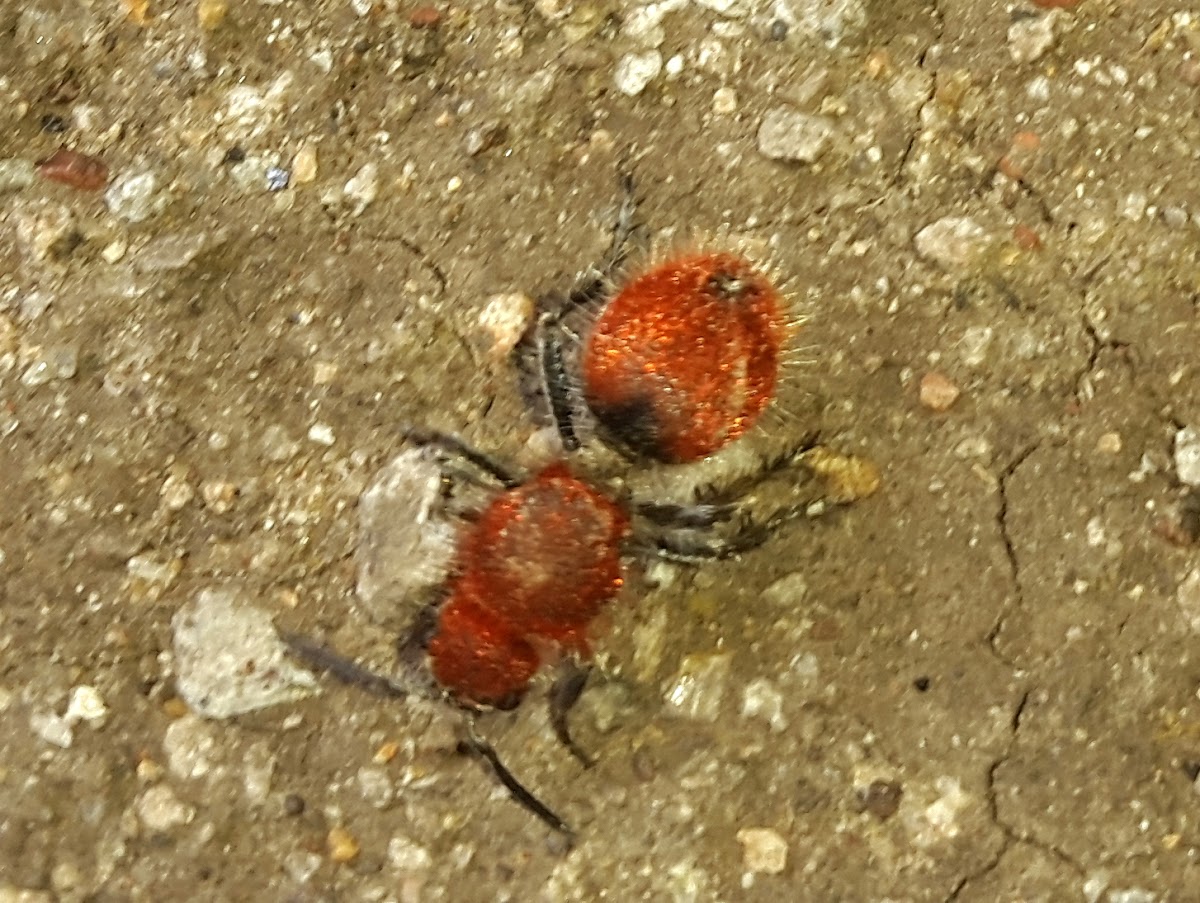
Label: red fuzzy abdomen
xmin=428 ymin=464 xmax=630 ymax=708
xmin=582 ymin=252 xmax=784 ymax=463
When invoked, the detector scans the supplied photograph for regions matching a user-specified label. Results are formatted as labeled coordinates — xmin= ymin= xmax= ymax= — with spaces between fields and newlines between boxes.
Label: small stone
xmin=136 ymin=785 xmax=195 ymax=832
xmin=614 ymin=51 xmax=662 ymax=96
xmin=1008 ymin=14 xmax=1057 ymax=63
xmin=344 ymin=162 xmax=379 ymax=215
xmin=20 ymin=345 xmax=77 ymax=387
xmin=756 ymin=108 xmax=835 ymax=163
xmin=292 ymin=145 xmax=318 ymax=183
xmin=201 ymin=480 xmax=238 ymax=513
xmin=328 ymin=826 xmax=361 ymax=864
xmin=243 ymin=741 xmax=276 ymax=804
xmin=261 ymin=425 xmax=300 ymax=462
xmin=0 ymin=158 xmax=37 ymax=192
xmin=856 ymin=780 xmax=903 ymax=819
xmin=64 ymin=685 xmax=107 ymax=726
xmin=357 ymin=765 xmax=395 ymax=808
xmin=313 ymin=361 xmax=338 ymax=385
xmin=741 ymin=678 xmax=787 ymax=731
xmin=265 ymin=167 xmax=290 ymax=192
xmin=14 ymin=200 xmax=79 ymax=261
xmin=355 ymin=449 xmax=459 ymax=625
xmin=914 ymin=217 xmax=990 ymax=271
xmin=105 ymin=170 xmax=168 ymax=223
xmin=736 ymin=827 xmax=788 ymax=874
xmin=127 ymin=553 xmax=182 ymax=588
xmin=163 ymin=714 xmax=218 ymax=780
xmin=774 ymin=0 xmax=866 ymax=46
xmin=387 ymin=835 xmax=433 ymax=871
xmin=919 ymin=371 xmax=960 ymax=411
xmin=161 ymin=472 xmax=195 ymax=510
xmin=1174 ymin=427 xmax=1200 ymax=486
xmin=132 ymin=229 xmax=213 ymax=273
xmin=307 ymin=423 xmax=335 ymax=446
xmin=712 ymin=86 xmax=738 ymax=115
xmin=1096 ymin=432 xmax=1122 ymax=455
xmin=478 ymin=292 xmax=534 ymax=359
xmin=763 ymin=572 xmax=807 ymax=606
xmin=197 ymin=0 xmax=228 ymax=29
xmin=171 ymin=586 xmax=319 ymax=719
xmin=663 ymin=653 xmax=732 ymax=721
xmin=31 ymin=710 xmax=73 ymax=748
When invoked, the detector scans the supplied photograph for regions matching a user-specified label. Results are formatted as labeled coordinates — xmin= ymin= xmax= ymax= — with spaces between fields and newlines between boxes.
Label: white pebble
xmin=171 ymin=586 xmax=319 ymax=719
xmin=756 ymin=107 xmax=835 ymax=163
xmin=1175 ymin=427 xmax=1200 ymax=486
xmin=663 ymin=653 xmax=731 ymax=721
xmin=736 ymin=827 xmax=788 ymax=874
xmin=614 ymin=51 xmax=663 ymax=97
xmin=915 ymin=216 xmax=990 ymax=271
xmin=136 ymin=785 xmax=195 ymax=832
xmin=65 ymin=685 xmax=108 ymax=725
xmin=307 ymin=423 xmax=336 ymax=446
xmin=344 ymin=162 xmax=379 ymax=215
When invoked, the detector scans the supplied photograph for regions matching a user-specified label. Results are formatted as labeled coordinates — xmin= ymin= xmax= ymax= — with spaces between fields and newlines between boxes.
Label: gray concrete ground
xmin=2 ymin=0 xmax=1200 ymax=900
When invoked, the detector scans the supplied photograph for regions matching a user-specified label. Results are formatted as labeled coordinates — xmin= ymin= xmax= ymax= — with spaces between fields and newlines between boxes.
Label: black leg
xmin=459 ymin=721 xmax=575 ymax=840
xmin=278 ymin=630 xmax=410 ymax=699
xmin=548 ymin=662 xmax=596 ymax=769
xmin=400 ymin=425 xmax=523 ymax=490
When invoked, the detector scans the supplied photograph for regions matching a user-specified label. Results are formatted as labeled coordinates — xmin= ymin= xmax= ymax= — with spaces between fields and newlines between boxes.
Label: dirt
xmin=2 ymin=0 xmax=1200 ymax=900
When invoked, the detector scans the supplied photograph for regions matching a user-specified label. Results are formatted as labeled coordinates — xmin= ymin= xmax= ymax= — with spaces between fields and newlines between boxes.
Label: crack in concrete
xmin=984 ymin=442 xmax=1039 ymax=666
xmin=889 ymin=1 xmax=945 ymax=190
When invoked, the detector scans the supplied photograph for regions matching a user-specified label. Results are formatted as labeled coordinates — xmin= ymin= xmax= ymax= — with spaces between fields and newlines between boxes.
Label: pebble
xmin=201 ymin=480 xmax=237 ymax=513
xmin=105 ymin=171 xmax=168 ymax=223
xmin=160 ymin=472 xmax=195 ymax=510
xmin=740 ymin=678 xmax=787 ymax=731
xmin=164 ymin=714 xmax=218 ymax=780
xmin=663 ymin=652 xmax=731 ymax=721
xmin=30 ymin=710 xmax=74 ymax=748
xmin=0 ymin=158 xmax=36 ymax=192
xmin=773 ymin=0 xmax=866 ymax=46
xmin=712 ymin=86 xmax=738 ymax=115
xmin=131 ymin=229 xmax=215 ymax=273
xmin=477 ymin=292 xmax=534 ymax=359
xmin=64 ymin=685 xmax=107 ymax=726
xmin=1177 ymin=569 xmax=1200 ymax=632
xmin=355 ymin=449 xmax=460 ymax=625
xmin=918 ymin=371 xmax=960 ymax=411
xmin=756 ymin=107 xmax=835 ymax=163
xmin=171 ymin=586 xmax=319 ymax=718
xmin=328 ymin=826 xmax=361 ymax=864
xmin=242 ymin=741 xmax=276 ymax=804
xmin=387 ymin=835 xmax=433 ymax=871
xmin=292 ymin=145 xmax=318 ymax=183
xmin=763 ymin=572 xmax=807 ymax=606
xmin=614 ymin=50 xmax=663 ymax=96
xmin=266 ymin=166 xmax=290 ymax=192
xmin=358 ymin=765 xmax=395 ymax=808
xmin=736 ymin=827 xmax=788 ymax=874
xmin=14 ymin=200 xmax=78 ymax=261
xmin=857 ymin=779 xmax=903 ymax=819
xmin=307 ymin=423 xmax=335 ymax=446
xmin=1008 ymin=13 xmax=1058 ymax=64
xmin=197 ymin=0 xmax=227 ymax=29
xmin=20 ymin=345 xmax=77 ymax=387
xmin=344 ymin=162 xmax=379 ymax=215
xmin=914 ymin=216 xmax=990 ymax=271
xmin=1174 ymin=426 xmax=1200 ymax=486
xmin=136 ymin=785 xmax=195 ymax=832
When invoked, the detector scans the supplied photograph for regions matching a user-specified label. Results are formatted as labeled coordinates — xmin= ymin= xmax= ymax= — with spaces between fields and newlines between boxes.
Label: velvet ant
xmin=515 ymin=177 xmax=793 ymax=464
xmin=282 ymin=179 xmax=879 ymax=840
